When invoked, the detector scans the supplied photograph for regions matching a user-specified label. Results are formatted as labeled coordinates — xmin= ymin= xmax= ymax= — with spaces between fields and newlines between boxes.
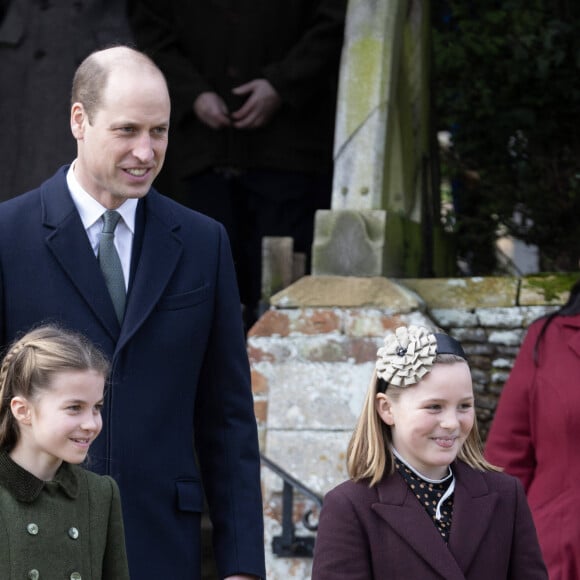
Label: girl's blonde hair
xmin=347 ymin=354 xmax=500 ymax=486
xmin=0 ymin=325 xmax=110 ymax=452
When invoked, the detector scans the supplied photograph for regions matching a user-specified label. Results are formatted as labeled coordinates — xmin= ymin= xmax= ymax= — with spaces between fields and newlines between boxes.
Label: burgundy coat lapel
xmin=448 ymin=462 xmax=499 ymax=575
xmin=372 ymin=473 xmax=467 ymax=580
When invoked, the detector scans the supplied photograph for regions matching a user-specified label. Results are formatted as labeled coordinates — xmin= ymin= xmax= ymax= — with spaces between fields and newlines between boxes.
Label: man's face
xmin=71 ymin=67 xmax=170 ymax=209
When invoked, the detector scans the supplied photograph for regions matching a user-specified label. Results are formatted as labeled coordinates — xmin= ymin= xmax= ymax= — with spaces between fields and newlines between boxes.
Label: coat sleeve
xmin=102 ymin=476 xmax=131 ymax=580
xmin=192 ymin=223 xmax=265 ymax=579
xmin=262 ymin=0 xmax=347 ymax=108
xmin=508 ymin=476 xmax=548 ymax=579
xmin=312 ymin=484 xmax=374 ymax=580
xmin=484 ymin=323 xmax=541 ymax=491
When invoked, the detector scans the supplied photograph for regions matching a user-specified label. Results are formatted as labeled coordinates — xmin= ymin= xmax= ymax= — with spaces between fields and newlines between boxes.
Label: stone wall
xmin=250 ymin=274 xmax=571 ymax=579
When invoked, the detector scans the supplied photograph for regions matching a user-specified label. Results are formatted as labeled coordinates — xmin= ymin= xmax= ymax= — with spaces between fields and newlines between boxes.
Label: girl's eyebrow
xmin=420 ymin=396 xmax=474 ymax=403
xmin=63 ymin=398 xmax=104 ymax=405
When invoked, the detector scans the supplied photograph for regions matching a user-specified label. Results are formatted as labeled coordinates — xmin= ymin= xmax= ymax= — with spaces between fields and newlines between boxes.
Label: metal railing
xmin=260 ymin=453 xmax=323 ymax=558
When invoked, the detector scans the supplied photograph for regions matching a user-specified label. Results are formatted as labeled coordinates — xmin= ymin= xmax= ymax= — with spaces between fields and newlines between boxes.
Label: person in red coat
xmin=485 ymin=281 xmax=580 ymax=580
xmin=312 ymin=325 xmax=547 ymax=580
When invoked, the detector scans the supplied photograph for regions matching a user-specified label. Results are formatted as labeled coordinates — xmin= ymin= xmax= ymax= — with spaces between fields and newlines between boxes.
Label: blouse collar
xmin=0 ymin=451 xmax=79 ymax=503
xmin=391 ymin=446 xmax=453 ymax=483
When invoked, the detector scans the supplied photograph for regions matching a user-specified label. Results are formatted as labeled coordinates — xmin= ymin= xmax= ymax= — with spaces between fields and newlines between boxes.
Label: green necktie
xmin=98 ymin=210 xmax=126 ymax=323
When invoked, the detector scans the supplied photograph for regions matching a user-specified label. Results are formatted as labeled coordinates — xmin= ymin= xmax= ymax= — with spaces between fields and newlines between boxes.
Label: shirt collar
xmin=66 ymin=161 xmax=138 ymax=233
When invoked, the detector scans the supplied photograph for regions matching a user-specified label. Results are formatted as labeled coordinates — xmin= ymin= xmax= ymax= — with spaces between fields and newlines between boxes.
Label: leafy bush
xmin=432 ymin=0 xmax=580 ymax=273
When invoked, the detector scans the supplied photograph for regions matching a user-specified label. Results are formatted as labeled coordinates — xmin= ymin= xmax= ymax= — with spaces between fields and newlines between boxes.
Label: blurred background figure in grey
xmin=0 ymin=0 xmax=132 ymax=201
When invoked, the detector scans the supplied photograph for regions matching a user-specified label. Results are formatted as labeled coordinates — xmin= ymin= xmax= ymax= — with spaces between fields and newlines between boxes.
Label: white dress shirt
xmin=66 ymin=163 xmax=137 ymax=290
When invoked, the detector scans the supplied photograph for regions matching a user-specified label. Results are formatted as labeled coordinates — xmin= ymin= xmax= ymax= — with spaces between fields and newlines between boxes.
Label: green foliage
xmin=432 ymin=0 xmax=580 ymax=273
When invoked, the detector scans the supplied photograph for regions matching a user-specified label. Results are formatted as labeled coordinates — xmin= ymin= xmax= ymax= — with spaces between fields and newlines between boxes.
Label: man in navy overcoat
xmin=0 ymin=46 xmax=265 ymax=579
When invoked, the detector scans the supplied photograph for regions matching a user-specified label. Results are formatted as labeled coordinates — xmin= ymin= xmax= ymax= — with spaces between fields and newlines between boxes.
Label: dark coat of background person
xmin=485 ymin=293 xmax=580 ymax=580
xmin=0 ymin=0 xmax=132 ymax=201
xmin=129 ymin=0 xmax=347 ymax=327
xmin=130 ymin=0 xmax=345 ymax=181
xmin=0 ymin=167 xmax=266 ymax=579
xmin=312 ymin=460 xmax=548 ymax=580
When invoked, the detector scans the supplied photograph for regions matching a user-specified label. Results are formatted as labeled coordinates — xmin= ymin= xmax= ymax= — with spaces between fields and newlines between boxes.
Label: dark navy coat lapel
xmin=116 ymin=190 xmax=182 ymax=356
xmin=372 ymin=472 xmax=467 ymax=580
xmin=39 ymin=172 xmax=120 ymax=340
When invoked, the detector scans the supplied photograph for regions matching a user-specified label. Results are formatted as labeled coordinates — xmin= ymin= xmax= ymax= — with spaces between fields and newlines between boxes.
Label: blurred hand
xmin=224 ymin=576 xmax=259 ymax=580
xmin=230 ymin=79 xmax=282 ymax=129
xmin=193 ymin=92 xmax=231 ymax=129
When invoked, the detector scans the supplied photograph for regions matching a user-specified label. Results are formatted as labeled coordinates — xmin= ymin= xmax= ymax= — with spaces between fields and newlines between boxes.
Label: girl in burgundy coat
xmin=312 ymin=325 xmax=547 ymax=580
xmin=486 ymin=281 xmax=580 ymax=580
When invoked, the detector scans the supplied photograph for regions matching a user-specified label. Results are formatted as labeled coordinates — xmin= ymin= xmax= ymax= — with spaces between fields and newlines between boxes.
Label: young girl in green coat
xmin=0 ymin=325 xmax=130 ymax=579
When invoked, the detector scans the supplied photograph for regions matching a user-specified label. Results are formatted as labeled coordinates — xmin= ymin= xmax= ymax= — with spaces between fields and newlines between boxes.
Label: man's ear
xmin=70 ymin=102 xmax=87 ymax=140
xmin=375 ymin=393 xmax=395 ymax=426
xmin=10 ymin=396 xmax=32 ymax=425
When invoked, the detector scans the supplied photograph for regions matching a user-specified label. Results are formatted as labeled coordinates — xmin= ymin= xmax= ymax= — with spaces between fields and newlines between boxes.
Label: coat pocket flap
xmin=176 ymin=479 xmax=204 ymax=512
xmin=156 ymin=284 xmax=210 ymax=311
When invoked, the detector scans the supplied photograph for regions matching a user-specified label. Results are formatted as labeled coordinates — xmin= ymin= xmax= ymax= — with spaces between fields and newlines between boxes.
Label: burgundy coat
xmin=485 ymin=314 xmax=580 ymax=580
xmin=312 ymin=460 xmax=547 ymax=579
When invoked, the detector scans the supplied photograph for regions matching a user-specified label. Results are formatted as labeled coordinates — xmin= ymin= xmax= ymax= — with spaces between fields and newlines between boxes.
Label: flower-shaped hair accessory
xmin=376 ymin=325 xmax=437 ymax=387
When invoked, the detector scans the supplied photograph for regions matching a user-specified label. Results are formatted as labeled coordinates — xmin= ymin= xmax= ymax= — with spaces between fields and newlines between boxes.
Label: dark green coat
xmin=0 ymin=452 xmax=130 ymax=580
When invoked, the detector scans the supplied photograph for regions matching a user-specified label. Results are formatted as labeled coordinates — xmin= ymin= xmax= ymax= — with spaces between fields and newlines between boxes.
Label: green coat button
xmin=28 ymin=570 xmax=40 ymax=580
xmin=68 ymin=527 xmax=80 ymax=540
xmin=70 ymin=573 xmax=82 ymax=580
xmin=26 ymin=523 xmax=39 ymax=535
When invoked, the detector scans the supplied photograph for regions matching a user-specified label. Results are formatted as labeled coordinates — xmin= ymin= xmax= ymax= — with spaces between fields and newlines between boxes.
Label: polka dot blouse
xmin=394 ymin=456 xmax=455 ymax=543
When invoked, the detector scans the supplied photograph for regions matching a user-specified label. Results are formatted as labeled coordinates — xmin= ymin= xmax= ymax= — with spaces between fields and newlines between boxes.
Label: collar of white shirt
xmin=66 ymin=161 xmax=138 ymax=235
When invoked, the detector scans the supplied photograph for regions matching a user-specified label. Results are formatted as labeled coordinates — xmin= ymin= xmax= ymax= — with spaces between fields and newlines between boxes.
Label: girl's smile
xmin=376 ymin=361 xmax=475 ymax=479
xmin=9 ymin=369 xmax=105 ymax=481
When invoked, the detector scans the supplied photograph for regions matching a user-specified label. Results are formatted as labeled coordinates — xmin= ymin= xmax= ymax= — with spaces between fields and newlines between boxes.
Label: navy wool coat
xmin=0 ymin=167 xmax=265 ymax=579
xmin=312 ymin=460 xmax=547 ymax=580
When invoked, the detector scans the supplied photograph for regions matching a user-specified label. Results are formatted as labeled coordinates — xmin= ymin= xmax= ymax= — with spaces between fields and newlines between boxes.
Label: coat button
xmin=26 ymin=523 xmax=39 ymax=535
xmin=28 ymin=570 xmax=40 ymax=580
xmin=70 ymin=573 xmax=82 ymax=580
xmin=68 ymin=527 xmax=80 ymax=540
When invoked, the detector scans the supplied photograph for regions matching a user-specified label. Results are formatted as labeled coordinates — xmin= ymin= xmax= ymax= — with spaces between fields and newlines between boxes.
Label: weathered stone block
xmin=312 ymin=210 xmax=386 ymax=276
xmin=451 ymin=327 xmax=488 ymax=343
xmin=249 ymin=310 xmax=291 ymax=337
xmin=251 ymin=369 xmax=269 ymax=395
xmin=263 ymin=430 xmax=352 ymax=495
xmin=488 ymin=329 xmax=525 ymax=346
xmin=271 ymin=275 xmax=422 ymax=311
xmin=264 ymin=361 xmax=372 ymax=430
xmin=401 ymin=277 xmax=519 ymax=309
xmin=430 ymin=308 xmax=478 ymax=328
xmin=477 ymin=307 xmax=525 ymax=328
xmin=520 ymin=274 xmax=574 ymax=305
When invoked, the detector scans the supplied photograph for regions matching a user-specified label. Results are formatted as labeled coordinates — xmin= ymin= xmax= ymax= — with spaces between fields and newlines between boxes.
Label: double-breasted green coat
xmin=0 ymin=452 xmax=130 ymax=579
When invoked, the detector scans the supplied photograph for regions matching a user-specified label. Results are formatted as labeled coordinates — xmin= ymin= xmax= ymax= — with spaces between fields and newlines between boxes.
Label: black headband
xmin=434 ymin=333 xmax=467 ymax=360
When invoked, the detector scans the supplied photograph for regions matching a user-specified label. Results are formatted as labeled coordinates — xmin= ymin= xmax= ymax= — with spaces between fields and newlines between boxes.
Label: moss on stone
xmin=523 ymin=273 xmax=578 ymax=303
